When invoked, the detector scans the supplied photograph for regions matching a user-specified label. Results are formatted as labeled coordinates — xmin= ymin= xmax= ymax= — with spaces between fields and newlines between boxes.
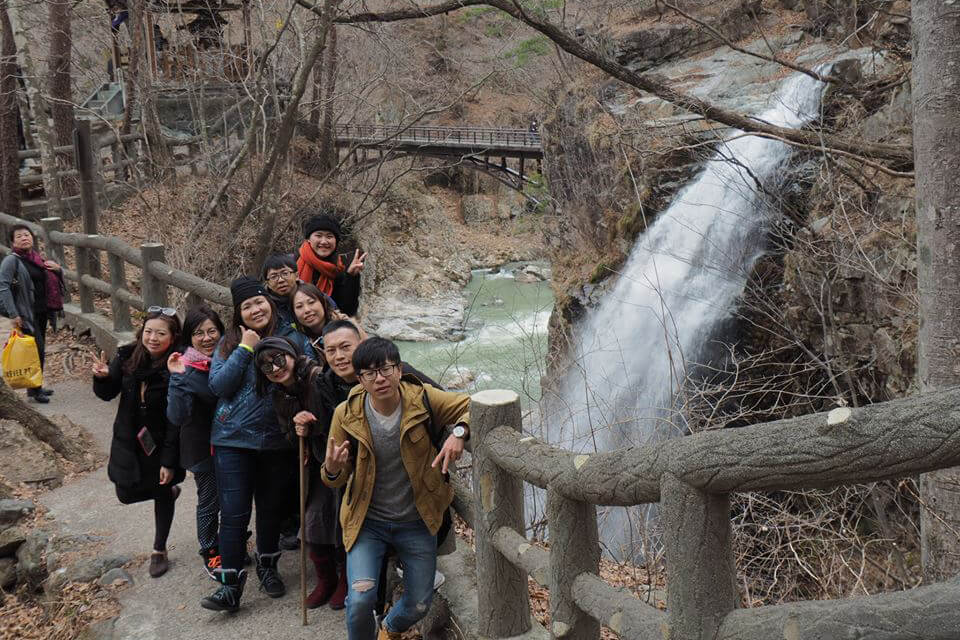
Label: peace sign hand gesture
xmin=346 ymin=249 xmax=367 ymax=276
xmin=92 ymin=351 xmax=110 ymax=378
xmin=324 ymin=436 xmax=351 ymax=477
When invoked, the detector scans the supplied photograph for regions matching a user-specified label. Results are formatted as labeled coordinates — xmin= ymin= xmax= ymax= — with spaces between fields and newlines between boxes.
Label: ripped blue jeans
xmin=346 ymin=518 xmax=436 ymax=639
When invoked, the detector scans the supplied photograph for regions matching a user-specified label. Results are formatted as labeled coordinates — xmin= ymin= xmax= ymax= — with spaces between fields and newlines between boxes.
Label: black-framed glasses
xmin=357 ymin=364 xmax=398 ymax=383
xmin=258 ymin=352 xmax=288 ymax=375
xmin=265 ymin=270 xmax=295 ymax=283
xmin=147 ymin=306 xmax=177 ymax=316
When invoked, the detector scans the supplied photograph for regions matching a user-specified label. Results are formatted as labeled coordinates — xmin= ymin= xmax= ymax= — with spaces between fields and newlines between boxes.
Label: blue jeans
xmin=214 ymin=446 xmax=292 ymax=570
xmin=346 ymin=518 xmax=437 ymax=640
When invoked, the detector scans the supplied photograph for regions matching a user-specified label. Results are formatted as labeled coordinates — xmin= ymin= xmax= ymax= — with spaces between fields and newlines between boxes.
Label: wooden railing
xmin=0 ymin=212 xmax=229 ymax=340
xmin=464 ymin=389 xmax=960 ymax=639
xmin=334 ymin=123 xmax=543 ymax=150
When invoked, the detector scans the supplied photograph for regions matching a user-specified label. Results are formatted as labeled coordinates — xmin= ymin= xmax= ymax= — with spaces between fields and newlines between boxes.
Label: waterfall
xmin=540 ymin=71 xmax=829 ymax=554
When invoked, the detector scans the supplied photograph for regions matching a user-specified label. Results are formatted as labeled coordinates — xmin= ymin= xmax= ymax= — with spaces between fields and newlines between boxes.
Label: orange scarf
xmin=297 ymin=240 xmax=344 ymax=297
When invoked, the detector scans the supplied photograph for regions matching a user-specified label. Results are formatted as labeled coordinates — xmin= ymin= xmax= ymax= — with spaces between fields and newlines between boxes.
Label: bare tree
xmin=0 ymin=0 xmax=19 ymax=216
xmin=47 ymin=0 xmax=73 ymax=150
xmin=913 ymin=0 xmax=960 ymax=583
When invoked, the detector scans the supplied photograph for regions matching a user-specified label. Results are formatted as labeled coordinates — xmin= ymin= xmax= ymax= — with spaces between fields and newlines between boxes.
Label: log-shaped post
xmin=39 ymin=218 xmax=69 ymax=303
xmin=75 ymin=245 xmax=94 ymax=314
xmin=547 ymin=487 xmax=600 ymax=640
xmin=140 ymin=242 xmax=168 ymax=308
xmin=108 ymin=251 xmax=132 ymax=332
xmin=661 ymin=472 xmax=736 ymax=640
xmin=471 ymin=389 xmax=531 ymax=637
xmin=74 ymin=121 xmax=101 ymax=279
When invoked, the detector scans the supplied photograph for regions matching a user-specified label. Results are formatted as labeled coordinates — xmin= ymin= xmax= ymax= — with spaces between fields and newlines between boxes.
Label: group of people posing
xmin=87 ymin=213 xmax=471 ymax=640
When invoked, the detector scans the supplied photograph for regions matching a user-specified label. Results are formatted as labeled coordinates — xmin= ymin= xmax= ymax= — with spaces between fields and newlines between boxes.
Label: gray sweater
xmin=0 ymin=254 xmax=36 ymax=333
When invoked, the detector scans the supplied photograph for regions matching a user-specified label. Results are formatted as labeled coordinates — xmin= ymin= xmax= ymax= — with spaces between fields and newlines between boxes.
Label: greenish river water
xmin=396 ymin=263 xmax=553 ymax=405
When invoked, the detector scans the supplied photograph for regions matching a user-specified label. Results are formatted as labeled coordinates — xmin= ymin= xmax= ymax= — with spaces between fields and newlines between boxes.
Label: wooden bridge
xmin=0 ymin=206 xmax=955 ymax=639
xmin=332 ymin=123 xmax=544 ymax=193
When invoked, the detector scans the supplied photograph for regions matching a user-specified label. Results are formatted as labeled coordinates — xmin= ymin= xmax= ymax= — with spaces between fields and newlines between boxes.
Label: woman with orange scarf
xmin=296 ymin=214 xmax=365 ymax=317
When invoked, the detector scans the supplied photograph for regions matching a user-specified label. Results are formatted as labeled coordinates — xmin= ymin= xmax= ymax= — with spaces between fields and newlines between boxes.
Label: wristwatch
xmin=452 ymin=424 xmax=468 ymax=440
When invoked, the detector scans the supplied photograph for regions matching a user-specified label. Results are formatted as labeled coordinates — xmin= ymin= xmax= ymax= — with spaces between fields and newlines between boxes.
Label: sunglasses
xmin=147 ymin=306 xmax=177 ymax=317
xmin=258 ymin=352 xmax=289 ymax=375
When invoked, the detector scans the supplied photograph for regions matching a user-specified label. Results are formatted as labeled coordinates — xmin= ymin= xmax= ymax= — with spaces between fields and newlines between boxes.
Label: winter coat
xmin=330 ymin=272 xmax=361 ymax=317
xmin=324 ymin=380 xmax=469 ymax=550
xmin=267 ymin=290 xmax=296 ymax=332
xmin=0 ymin=254 xmax=35 ymax=333
xmin=209 ymin=325 xmax=315 ymax=451
xmin=167 ymin=364 xmax=217 ymax=472
xmin=95 ymin=344 xmax=184 ymax=495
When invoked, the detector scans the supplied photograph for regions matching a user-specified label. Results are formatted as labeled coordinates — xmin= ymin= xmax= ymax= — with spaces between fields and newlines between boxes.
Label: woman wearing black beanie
xmin=296 ymin=213 xmax=365 ymax=316
xmin=199 ymin=276 xmax=315 ymax=613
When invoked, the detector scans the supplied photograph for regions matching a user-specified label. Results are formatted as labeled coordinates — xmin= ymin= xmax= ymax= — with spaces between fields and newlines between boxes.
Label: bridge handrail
xmin=0 ymin=212 xmax=230 ymax=339
xmin=334 ymin=123 xmax=542 ymax=149
xmin=466 ymin=387 xmax=960 ymax=639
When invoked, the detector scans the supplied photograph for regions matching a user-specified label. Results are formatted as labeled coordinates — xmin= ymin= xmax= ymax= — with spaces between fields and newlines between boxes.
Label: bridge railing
xmin=334 ymin=123 xmax=542 ymax=149
xmin=465 ymin=389 xmax=960 ymax=639
xmin=0 ymin=212 xmax=229 ymax=350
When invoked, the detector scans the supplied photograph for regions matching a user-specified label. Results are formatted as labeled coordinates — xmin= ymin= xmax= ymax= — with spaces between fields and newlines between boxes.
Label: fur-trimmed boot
xmin=255 ymin=551 xmax=286 ymax=598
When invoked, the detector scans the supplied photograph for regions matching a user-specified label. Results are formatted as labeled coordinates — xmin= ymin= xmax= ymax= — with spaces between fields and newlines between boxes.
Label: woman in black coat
xmin=93 ymin=309 xmax=185 ymax=578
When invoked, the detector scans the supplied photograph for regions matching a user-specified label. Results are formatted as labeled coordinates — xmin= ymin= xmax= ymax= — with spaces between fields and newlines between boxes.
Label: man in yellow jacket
xmin=322 ymin=337 xmax=469 ymax=640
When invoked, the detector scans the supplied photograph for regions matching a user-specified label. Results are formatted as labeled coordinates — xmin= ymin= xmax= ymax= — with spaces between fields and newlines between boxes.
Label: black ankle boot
xmin=255 ymin=551 xmax=286 ymax=598
xmin=200 ymin=568 xmax=246 ymax=612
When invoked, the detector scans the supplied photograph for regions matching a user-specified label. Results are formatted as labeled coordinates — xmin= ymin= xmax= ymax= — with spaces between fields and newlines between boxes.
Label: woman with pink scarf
xmin=0 ymin=224 xmax=64 ymax=402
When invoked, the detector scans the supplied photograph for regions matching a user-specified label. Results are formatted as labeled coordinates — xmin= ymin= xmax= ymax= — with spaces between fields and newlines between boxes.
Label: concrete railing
xmin=0 ymin=212 xmax=229 ymax=354
xmin=465 ymin=389 xmax=960 ymax=639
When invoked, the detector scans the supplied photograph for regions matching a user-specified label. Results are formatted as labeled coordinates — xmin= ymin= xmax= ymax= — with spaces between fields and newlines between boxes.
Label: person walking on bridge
xmin=93 ymin=308 xmax=184 ymax=578
xmin=323 ymin=337 xmax=470 ymax=640
xmin=200 ymin=277 xmax=315 ymax=612
xmin=296 ymin=213 xmax=365 ymax=317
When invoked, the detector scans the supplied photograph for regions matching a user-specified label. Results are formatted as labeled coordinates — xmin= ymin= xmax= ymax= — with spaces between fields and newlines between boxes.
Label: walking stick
xmin=299 ymin=435 xmax=308 ymax=626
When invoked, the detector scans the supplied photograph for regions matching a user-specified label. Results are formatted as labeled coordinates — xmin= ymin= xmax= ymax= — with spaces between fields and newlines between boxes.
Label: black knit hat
xmin=230 ymin=276 xmax=268 ymax=307
xmin=254 ymin=336 xmax=301 ymax=361
xmin=303 ymin=214 xmax=342 ymax=241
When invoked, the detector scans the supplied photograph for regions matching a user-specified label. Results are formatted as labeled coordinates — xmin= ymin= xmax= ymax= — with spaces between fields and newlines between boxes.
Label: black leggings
xmin=116 ymin=483 xmax=178 ymax=551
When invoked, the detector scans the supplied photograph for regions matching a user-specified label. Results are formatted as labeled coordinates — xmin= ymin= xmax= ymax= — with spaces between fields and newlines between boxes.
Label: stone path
xmin=34 ymin=378 xmax=348 ymax=640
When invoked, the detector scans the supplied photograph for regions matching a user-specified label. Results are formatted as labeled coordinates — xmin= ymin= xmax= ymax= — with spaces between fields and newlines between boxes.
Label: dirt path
xmin=35 ymin=379 xmax=348 ymax=640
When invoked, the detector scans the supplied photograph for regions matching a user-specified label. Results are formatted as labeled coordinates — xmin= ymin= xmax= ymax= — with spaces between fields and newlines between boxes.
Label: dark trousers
xmin=25 ymin=311 xmax=47 ymax=396
xmin=214 ymin=446 xmax=290 ymax=571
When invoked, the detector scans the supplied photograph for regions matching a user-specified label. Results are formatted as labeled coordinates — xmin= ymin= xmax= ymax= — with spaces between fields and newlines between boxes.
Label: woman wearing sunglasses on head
xmin=253 ymin=337 xmax=348 ymax=610
xmin=92 ymin=307 xmax=184 ymax=578
xmin=165 ymin=304 xmax=225 ymax=579
xmin=200 ymin=277 xmax=315 ymax=613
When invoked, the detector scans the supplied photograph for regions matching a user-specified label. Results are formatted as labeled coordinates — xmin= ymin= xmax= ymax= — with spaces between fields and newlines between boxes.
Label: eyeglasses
xmin=265 ymin=270 xmax=295 ymax=283
xmin=258 ymin=352 xmax=288 ymax=374
xmin=357 ymin=364 xmax=398 ymax=382
xmin=147 ymin=306 xmax=177 ymax=317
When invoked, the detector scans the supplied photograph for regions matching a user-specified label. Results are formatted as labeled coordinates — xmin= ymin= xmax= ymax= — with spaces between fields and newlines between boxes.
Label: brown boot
xmin=328 ymin=547 xmax=347 ymax=610
xmin=376 ymin=627 xmax=403 ymax=640
xmin=305 ymin=549 xmax=337 ymax=609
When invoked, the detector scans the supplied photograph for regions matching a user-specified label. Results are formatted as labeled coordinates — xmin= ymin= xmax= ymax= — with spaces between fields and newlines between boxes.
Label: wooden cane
xmin=299 ymin=435 xmax=308 ymax=626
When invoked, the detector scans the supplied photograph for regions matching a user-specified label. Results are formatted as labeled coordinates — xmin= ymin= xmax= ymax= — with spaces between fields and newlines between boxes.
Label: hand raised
xmin=92 ymin=350 xmax=110 ymax=378
xmin=324 ymin=436 xmax=351 ymax=476
xmin=240 ymin=328 xmax=260 ymax=349
xmin=346 ymin=249 xmax=366 ymax=275
xmin=167 ymin=351 xmax=186 ymax=375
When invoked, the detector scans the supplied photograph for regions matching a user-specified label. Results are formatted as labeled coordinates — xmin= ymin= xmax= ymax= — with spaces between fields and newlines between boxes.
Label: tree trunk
xmin=8 ymin=2 xmax=63 ymax=218
xmin=0 ymin=1 xmax=20 ymax=216
xmin=0 ymin=379 xmax=85 ymax=463
xmin=308 ymin=13 xmax=325 ymax=132
xmin=47 ymin=0 xmax=72 ymax=150
xmin=120 ymin=0 xmax=143 ymax=137
xmin=914 ymin=0 xmax=960 ymax=583
xmin=318 ymin=23 xmax=337 ymax=171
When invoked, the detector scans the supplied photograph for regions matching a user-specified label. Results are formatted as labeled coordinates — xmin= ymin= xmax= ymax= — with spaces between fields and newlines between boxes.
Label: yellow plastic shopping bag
xmin=2 ymin=330 xmax=43 ymax=389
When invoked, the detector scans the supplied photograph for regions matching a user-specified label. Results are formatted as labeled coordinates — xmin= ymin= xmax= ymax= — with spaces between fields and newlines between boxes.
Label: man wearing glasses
xmin=322 ymin=337 xmax=468 ymax=640
xmin=261 ymin=254 xmax=301 ymax=330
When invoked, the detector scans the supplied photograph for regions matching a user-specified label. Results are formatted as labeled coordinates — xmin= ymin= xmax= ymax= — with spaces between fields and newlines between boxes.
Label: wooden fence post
xmin=74 ymin=121 xmax=101 ymax=279
xmin=547 ymin=488 xmax=600 ymax=640
xmin=661 ymin=473 xmax=737 ymax=640
xmin=470 ymin=389 xmax=532 ymax=637
xmin=39 ymin=217 xmax=69 ymax=303
xmin=108 ymin=252 xmax=132 ymax=332
xmin=75 ymin=244 xmax=94 ymax=314
xmin=140 ymin=242 xmax=168 ymax=309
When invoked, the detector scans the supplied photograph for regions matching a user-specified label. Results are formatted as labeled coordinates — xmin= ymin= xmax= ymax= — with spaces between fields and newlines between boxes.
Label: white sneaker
xmin=395 ymin=568 xmax=446 ymax=590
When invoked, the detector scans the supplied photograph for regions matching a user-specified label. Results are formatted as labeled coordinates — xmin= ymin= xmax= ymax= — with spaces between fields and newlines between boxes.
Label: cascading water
xmin=541 ymin=70 xmax=830 ymax=556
